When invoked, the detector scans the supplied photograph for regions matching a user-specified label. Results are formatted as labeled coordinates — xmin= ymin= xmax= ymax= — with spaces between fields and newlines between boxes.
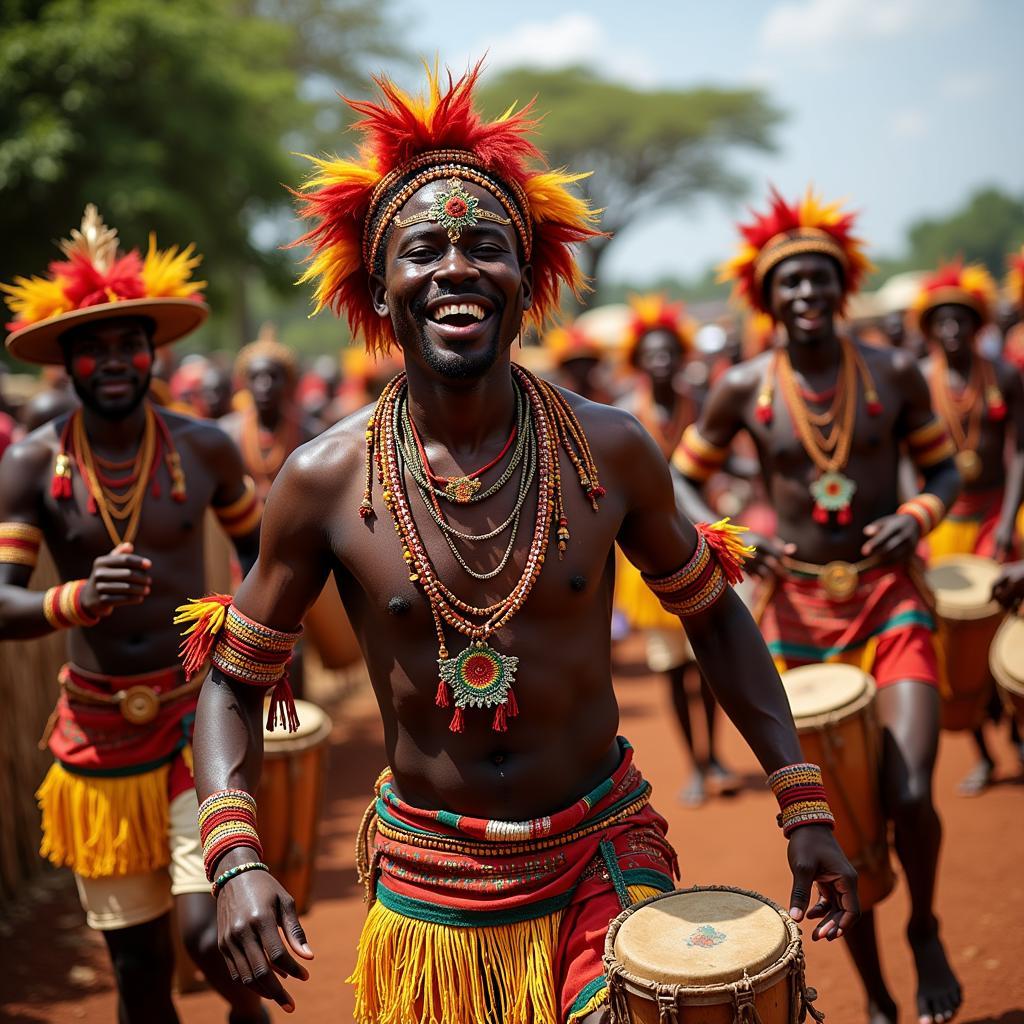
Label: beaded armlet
xmin=213 ymin=476 xmax=262 ymax=537
xmin=906 ymin=418 xmax=956 ymax=470
xmin=0 ymin=522 xmax=43 ymax=568
xmin=174 ymin=595 xmax=301 ymax=731
xmin=642 ymin=519 xmax=754 ymax=618
xmin=674 ymin=425 xmax=729 ymax=484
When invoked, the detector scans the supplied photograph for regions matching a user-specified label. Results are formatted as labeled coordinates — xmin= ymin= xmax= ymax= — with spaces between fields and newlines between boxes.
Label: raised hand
xmin=80 ymin=542 xmax=152 ymax=617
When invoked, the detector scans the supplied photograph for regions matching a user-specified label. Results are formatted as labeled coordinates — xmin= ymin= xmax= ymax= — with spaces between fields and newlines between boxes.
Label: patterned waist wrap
xmin=755 ymin=560 xmax=940 ymax=689
xmin=928 ymin=487 xmax=1016 ymax=562
xmin=36 ymin=664 xmax=197 ymax=879
xmin=351 ymin=737 xmax=678 ymax=1024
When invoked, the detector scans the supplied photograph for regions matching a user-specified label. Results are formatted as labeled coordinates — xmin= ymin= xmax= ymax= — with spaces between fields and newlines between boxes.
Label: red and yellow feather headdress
xmin=719 ymin=186 xmax=871 ymax=318
xmin=543 ymin=321 xmax=604 ymax=365
xmin=622 ymin=294 xmax=695 ymax=362
xmin=1005 ymin=246 xmax=1024 ymax=312
xmin=912 ymin=259 xmax=997 ymax=326
xmin=292 ymin=61 xmax=602 ymax=355
xmin=2 ymin=205 xmax=207 ymax=365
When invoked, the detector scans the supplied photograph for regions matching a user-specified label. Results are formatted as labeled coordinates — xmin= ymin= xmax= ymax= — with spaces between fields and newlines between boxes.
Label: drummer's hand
xmin=861 ymin=513 xmax=919 ymax=562
xmin=786 ymin=825 xmax=859 ymax=942
xmin=215 ymin=853 xmax=313 ymax=1013
xmin=992 ymin=561 xmax=1024 ymax=611
xmin=746 ymin=533 xmax=795 ymax=580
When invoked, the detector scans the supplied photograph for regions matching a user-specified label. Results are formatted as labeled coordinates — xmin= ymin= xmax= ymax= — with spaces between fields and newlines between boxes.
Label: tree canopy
xmin=476 ymin=65 xmax=783 ymax=303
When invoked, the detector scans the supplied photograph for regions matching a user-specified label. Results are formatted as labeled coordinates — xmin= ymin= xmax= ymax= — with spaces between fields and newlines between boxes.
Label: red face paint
xmin=73 ymin=355 xmax=97 ymax=379
xmin=131 ymin=351 xmax=153 ymax=372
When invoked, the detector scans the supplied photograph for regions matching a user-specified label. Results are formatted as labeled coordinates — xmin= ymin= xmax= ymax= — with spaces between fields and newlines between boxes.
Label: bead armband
xmin=212 ymin=860 xmax=269 ymax=897
xmin=175 ymin=595 xmax=302 ymax=731
xmin=43 ymin=580 xmax=101 ymax=630
xmin=898 ymin=494 xmax=947 ymax=538
xmin=213 ymin=476 xmax=262 ymax=538
xmin=0 ymin=522 xmax=43 ymax=568
xmin=199 ymin=789 xmax=264 ymax=882
xmin=674 ymin=426 xmax=729 ymax=484
xmin=642 ymin=519 xmax=754 ymax=618
xmin=906 ymin=419 xmax=956 ymax=470
xmin=767 ymin=762 xmax=836 ymax=837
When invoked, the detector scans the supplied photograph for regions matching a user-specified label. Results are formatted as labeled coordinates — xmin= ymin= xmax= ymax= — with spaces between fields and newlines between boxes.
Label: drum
xmin=925 ymin=555 xmax=1002 ymax=731
xmin=990 ymin=616 xmax=1024 ymax=729
xmin=603 ymin=886 xmax=822 ymax=1024
xmin=781 ymin=664 xmax=894 ymax=909
xmin=257 ymin=699 xmax=332 ymax=914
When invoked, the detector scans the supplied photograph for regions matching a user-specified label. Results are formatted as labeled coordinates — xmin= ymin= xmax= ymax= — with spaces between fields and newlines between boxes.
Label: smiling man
xmin=0 ymin=208 xmax=264 ymax=1024
xmin=183 ymin=68 xmax=857 ymax=1024
xmin=676 ymin=188 xmax=963 ymax=1024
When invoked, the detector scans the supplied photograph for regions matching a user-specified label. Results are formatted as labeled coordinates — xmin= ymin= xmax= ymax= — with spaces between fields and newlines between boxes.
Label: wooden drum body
xmin=926 ymin=555 xmax=1002 ymax=731
xmin=781 ymin=664 xmax=895 ymax=909
xmin=990 ymin=616 xmax=1024 ymax=729
xmin=603 ymin=887 xmax=820 ymax=1024
xmin=257 ymin=699 xmax=332 ymax=914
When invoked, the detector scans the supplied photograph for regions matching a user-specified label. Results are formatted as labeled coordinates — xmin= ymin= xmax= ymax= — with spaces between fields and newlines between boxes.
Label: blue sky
xmin=391 ymin=0 xmax=1024 ymax=281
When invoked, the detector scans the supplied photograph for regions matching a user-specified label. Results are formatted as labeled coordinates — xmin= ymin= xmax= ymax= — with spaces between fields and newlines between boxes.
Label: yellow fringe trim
xmin=36 ymin=761 xmax=171 ymax=879
xmin=350 ymin=884 xmax=667 ymax=1024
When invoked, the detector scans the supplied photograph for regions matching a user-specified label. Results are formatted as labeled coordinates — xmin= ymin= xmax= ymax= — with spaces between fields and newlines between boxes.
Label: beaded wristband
xmin=767 ymin=762 xmax=836 ymax=837
xmin=212 ymin=860 xmax=269 ymax=897
xmin=898 ymin=494 xmax=946 ymax=538
xmin=0 ymin=521 xmax=43 ymax=567
xmin=42 ymin=580 xmax=101 ymax=630
xmin=199 ymin=789 xmax=264 ymax=881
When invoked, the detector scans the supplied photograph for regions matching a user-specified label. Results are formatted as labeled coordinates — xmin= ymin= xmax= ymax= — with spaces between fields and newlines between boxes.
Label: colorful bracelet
xmin=199 ymin=789 xmax=264 ymax=881
xmin=767 ymin=762 xmax=836 ymax=837
xmin=898 ymin=494 xmax=946 ymax=538
xmin=42 ymin=580 xmax=101 ymax=630
xmin=212 ymin=860 xmax=269 ymax=897
xmin=0 ymin=521 xmax=43 ymax=568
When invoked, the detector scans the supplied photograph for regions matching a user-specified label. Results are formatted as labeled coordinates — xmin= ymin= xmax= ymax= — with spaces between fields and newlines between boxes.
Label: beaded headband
xmin=752 ymin=228 xmax=849 ymax=289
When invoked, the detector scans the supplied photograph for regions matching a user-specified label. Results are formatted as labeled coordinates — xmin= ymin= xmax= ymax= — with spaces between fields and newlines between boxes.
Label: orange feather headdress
xmin=622 ymin=294 xmax=695 ymax=363
xmin=543 ymin=321 xmax=604 ymax=365
xmin=2 ymin=205 xmax=207 ymax=365
xmin=292 ymin=61 xmax=602 ymax=355
xmin=719 ymin=186 xmax=871 ymax=318
xmin=912 ymin=259 xmax=997 ymax=327
xmin=1005 ymin=246 xmax=1024 ymax=312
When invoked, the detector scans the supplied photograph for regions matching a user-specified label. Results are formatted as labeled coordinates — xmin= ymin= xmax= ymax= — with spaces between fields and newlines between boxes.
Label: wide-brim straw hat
xmin=6 ymin=297 xmax=208 ymax=366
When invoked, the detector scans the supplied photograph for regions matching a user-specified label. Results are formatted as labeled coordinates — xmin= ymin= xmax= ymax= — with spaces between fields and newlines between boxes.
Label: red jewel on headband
xmin=73 ymin=355 xmax=97 ymax=379
xmin=444 ymin=196 xmax=468 ymax=219
xmin=131 ymin=352 xmax=153 ymax=372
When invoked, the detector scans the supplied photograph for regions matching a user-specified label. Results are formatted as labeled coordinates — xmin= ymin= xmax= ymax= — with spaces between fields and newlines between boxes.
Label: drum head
xmin=612 ymin=889 xmax=788 ymax=986
xmin=990 ymin=617 xmax=1024 ymax=696
xmin=926 ymin=555 xmax=1001 ymax=620
xmin=262 ymin=699 xmax=332 ymax=751
xmin=782 ymin=663 xmax=873 ymax=722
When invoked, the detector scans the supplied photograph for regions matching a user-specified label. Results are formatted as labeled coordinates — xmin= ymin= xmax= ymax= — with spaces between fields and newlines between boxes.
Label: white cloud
xmin=888 ymin=107 xmax=930 ymax=141
xmin=458 ymin=12 xmax=659 ymax=88
xmin=760 ymin=0 xmax=970 ymax=54
xmin=941 ymin=69 xmax=997 ymax=100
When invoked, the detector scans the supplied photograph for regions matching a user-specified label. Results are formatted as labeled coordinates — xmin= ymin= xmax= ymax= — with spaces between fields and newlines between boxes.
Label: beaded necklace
xmin=929 ymin=349 xmax=1005 ymax=483
xmin=241 ymin=408 xmax=299 ymax=498
xmin=360 ymin=364 xmax=604 ymax=732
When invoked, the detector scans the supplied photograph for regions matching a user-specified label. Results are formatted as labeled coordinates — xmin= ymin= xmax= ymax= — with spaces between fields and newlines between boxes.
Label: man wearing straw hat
xmin=0 ymin=206 xmax=265 ymax=1023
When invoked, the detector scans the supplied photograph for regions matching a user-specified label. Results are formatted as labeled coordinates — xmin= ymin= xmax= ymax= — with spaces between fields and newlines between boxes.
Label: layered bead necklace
xmin=53 ymin=403 xmax=187 ymax=546
xmin=758 ymin=336 xmax=881 ymax=524
xmin=929 ymin=349 xmax=1006 ymax=483
xmin=360 ymin=364 xmax=604 ymax=733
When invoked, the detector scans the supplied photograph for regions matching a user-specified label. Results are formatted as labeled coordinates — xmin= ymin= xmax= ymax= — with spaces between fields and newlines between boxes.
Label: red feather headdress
xmin=719 ymin=186 xmax=871 ymax=318
xmin=543 ymin=321 xmax=604 ymax=365
xmin=912 ymin=259 xmax=997 ymax=326
xmin=622 ymin=293 xmax=695 ymax=362
xmin=292 ymin=61 xmax=602 ymax=354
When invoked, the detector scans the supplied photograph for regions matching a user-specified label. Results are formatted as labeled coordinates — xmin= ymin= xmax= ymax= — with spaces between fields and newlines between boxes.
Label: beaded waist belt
xmin=59 ymin=664 xmax=202 ymax=726
xmin=780 ymin=553 xmax=883 ymax=601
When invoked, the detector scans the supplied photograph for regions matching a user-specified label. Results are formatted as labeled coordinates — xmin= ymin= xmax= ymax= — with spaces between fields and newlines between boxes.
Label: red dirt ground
xmin=3 ymin=639 xmax=1023 ymax=1024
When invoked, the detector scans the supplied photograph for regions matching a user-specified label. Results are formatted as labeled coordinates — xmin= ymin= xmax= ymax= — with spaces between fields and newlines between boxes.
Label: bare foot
xmin=909 ymin=922 xmax=962 ymax=1023
xmin=867 ymin=995 xmax=898 ymax=1024
xmin=956 ymin=759 xmax=993 ymax=797
xmin=679 ymin=770 xmax=706 ymax=807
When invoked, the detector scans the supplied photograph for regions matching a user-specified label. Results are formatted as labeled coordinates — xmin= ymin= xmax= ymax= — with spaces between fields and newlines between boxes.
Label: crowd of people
xmin=1 ymin=60 xmax=1022 ymax=1024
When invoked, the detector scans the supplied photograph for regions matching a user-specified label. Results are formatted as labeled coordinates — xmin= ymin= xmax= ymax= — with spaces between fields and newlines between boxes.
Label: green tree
xmin=476 ymin=66 xmax=783 ymax=305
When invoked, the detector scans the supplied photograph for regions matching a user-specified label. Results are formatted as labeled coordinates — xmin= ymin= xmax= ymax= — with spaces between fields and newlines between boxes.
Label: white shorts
xmin=73 ymin=788 xmax=209 ymax=931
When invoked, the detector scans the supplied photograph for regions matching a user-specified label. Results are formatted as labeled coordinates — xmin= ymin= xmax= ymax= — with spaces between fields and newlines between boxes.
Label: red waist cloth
xmin=757 ymin=562 xmax=939 ymax=688
xmin=47 ymin=664 xmax=196 ymax=795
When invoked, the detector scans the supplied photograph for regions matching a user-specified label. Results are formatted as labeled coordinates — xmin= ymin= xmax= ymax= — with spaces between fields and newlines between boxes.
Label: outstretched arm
xmin=192 ymin=453 xmax=332 ymax=1012
xmin=616 ymin=415 xmax=858 ymax=938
